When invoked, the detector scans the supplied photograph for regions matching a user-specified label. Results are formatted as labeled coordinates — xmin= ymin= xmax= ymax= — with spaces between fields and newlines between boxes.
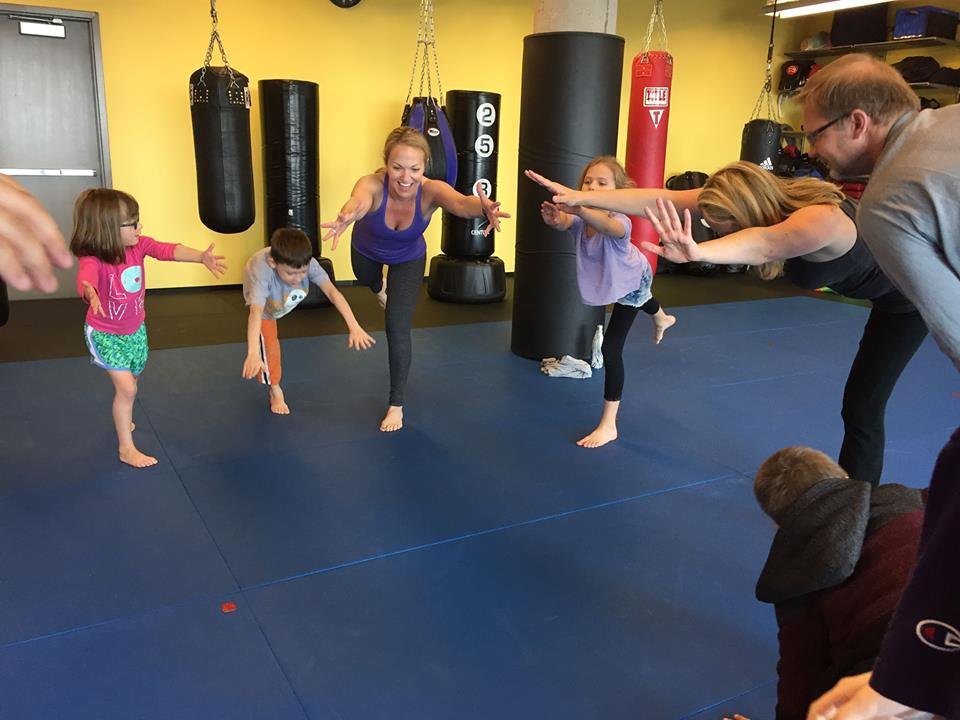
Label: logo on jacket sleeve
xmin=916 ymin=620 xmax=960 ymax=651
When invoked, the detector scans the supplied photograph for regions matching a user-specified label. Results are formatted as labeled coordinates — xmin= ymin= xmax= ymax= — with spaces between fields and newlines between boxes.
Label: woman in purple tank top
xmin=322 ymin=127 xmax=509 ymax=432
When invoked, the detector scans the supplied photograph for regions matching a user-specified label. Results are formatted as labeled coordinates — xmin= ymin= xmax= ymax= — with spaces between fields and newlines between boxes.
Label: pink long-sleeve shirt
xmin=76 ymin=235 xmax=178 ymax=335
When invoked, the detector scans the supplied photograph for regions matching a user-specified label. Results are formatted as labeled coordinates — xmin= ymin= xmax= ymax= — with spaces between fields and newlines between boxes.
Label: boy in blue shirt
xmin=242 ymin=228 xmax=374 ymax=414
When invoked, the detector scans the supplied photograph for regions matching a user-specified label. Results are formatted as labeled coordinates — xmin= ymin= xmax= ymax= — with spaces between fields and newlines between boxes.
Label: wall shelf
xmin=909 ymin=81 xmax=959 ymax=90
xmin=786 ymin=36 xmax=960 ymax=59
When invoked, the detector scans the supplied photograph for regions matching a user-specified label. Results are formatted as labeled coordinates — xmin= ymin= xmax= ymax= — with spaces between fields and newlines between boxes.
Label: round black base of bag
xmin=0 ymin=280 xmax=8 ymax=327
xmin=296 ymin=256 xmax=336 ymax=309
xmin=427 ymin=255 xmax=506 ymax=304
xmin=677 ymin=261 xmax=720 ymax=277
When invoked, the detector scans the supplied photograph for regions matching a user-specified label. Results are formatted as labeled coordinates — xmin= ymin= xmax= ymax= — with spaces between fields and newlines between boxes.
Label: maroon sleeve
xmin=774 ymin=602 xmax=832 ymax=720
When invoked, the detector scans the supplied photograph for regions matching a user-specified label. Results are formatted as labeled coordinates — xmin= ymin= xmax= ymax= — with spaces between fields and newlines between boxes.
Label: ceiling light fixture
xmin=762 ymin=0 xmax=888 ymax=19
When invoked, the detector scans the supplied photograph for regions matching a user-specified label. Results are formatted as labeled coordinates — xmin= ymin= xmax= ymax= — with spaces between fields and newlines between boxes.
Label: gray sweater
xmin=858 ymin=104 xmax=960 ymax=370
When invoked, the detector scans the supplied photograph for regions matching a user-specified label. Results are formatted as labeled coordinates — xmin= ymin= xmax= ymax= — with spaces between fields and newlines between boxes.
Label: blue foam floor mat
xmin=0 ymin=296 xmax=955 ymax=719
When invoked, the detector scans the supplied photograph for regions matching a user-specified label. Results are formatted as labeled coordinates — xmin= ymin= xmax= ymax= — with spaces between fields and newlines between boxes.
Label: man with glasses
xmin=798 ymin=53 xmax=960 ymax=720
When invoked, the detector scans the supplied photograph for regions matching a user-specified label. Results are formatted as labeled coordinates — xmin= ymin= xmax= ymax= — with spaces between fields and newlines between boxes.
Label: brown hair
xmin=383 ymin=126 xmax=431 ymax=167
xmin=269 ymin=228 xmax=313 ymax=268
xmin=578 ymin=156 xmax=636 ymax=191
xmin=797 ymin=53 xmax=919 ymax=125
xmin=699 ymin=161 xmax=844 ymax=280
xmin=754 ymin=446 xmax=848 ymax=524
xmin=70 ymin=188 xmax=139 ymax=264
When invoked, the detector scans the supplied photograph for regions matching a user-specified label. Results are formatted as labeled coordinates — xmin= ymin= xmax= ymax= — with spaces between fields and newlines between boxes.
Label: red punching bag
xmin=625 ymin=1 xmax=672 ymax=273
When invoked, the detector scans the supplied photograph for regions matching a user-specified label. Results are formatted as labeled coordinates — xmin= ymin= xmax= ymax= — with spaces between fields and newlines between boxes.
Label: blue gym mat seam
xmin=146 ymin=400 xmax=314 ymax=720
xmin=236 ymin=593 xmax=314 ymax=720
xmin=0 ymin=473 xmax=738 ymax=653
xmin=241 ymin=473 xmax=740 ymax=593
xmin=675 ymin=679 xmax=778 ymax=719
xmin=710 ymin=369 xmax=820 ymax=389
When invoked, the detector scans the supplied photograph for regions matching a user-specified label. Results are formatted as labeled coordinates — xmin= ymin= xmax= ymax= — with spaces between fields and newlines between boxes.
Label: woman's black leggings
xmin=602 ymin=298 xmax=661 ymax=402
xmin=839 ymin=306 xmax=928 ymax=485
xmin=351 ymin=247 xmax=426 ymax=406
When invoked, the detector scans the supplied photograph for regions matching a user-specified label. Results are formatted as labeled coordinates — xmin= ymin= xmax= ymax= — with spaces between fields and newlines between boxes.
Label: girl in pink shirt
xmin=71 ymin=188 xmax=226 ymax=468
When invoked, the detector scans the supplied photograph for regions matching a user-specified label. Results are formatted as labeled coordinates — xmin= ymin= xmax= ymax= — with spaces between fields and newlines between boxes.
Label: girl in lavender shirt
xmin=537 ymin=156 xmax=675 ymax=449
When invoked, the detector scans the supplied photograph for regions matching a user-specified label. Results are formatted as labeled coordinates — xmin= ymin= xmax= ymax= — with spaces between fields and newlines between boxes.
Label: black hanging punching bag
xmin=740 ymin=119 xmax=782 ymax=171
xmin=189 ymin=66 xmax=255 ymax=233
xmin=402 ymin=97 xmax=458 ymax=186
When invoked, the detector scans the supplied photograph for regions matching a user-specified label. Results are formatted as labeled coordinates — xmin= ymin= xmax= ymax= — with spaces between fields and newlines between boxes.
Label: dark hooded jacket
xmin=755 ymin=479 xmax=925 ymax=720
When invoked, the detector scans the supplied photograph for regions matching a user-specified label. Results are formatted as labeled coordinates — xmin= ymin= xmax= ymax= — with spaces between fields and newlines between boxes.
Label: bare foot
xmin=119 ymin=445 xmax=158 ymax=468
xmin=576 ymin=424 xmax=618 ymax=448
xmin=375 ymin=278 xmax=388 ymax=309
xmin=653 ymin=313 xmax=677 ymax=344
xmin=380 ymin=405 xmax=403 ymax=432
xmin=269 ymin=385 xmax=290 ymax=415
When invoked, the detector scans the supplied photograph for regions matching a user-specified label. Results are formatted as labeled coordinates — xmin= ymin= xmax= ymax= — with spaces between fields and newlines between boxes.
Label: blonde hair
xmin=699 ymin=161 xmax=844 ymax=280
xmin=578 ymin=156 xmax=636 ymax=191
xmin=70 ymin=188 xmax=139 ymax=264
xmin=755 ymin=446 xmax=848 ymax=524
xmin=797 ymin=53 xmax=919 ymax=125
xmin=383 ymin=126 xmax=431 ymax=167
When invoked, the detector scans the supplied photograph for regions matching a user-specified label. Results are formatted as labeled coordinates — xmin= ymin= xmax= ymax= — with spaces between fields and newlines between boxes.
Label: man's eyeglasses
xmin=120 ymin=218 xmax=140 ymax=228
xmin=803 ymin=114 xmax=849 ymax=146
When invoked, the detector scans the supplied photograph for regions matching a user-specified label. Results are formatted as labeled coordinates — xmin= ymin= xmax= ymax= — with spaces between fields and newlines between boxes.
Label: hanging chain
xmin=404 ymin=0 xmax=443 ymax=106
xmin=426 ymin=0 xmax=443 ymax=100
xmin=641 ymin=0 xmax=668 ymax=53
xmin=199 ymin=0 xmax=237 ymax=88
xmin=751 ymin=0 xmax=778 ymax=120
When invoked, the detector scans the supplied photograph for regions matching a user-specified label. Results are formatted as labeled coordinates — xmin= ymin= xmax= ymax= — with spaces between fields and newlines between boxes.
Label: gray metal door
xmin=0 ymin=5 xmax=111 ymax=299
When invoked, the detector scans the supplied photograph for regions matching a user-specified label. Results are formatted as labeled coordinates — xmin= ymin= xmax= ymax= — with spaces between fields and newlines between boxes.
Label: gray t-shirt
xmin=242 ymin=248 xmax=329 ymax=320
xmin=858 ymin=105 xmax=960 ymax=369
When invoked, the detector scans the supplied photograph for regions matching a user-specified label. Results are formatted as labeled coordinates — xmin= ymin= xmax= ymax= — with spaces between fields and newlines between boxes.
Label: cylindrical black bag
xmin=259 ymin=79 xmax=331 ymax=307
xmin=260 ymin=80 xmax=319 ymax=253
xmin=189 ymin=66 xmax=255 ymax=233
xmin=665 ymin=171 xmax=718 ymax=276
xmin=740 ymin=119 xmax=782 ymax=171
xmin=402 ymin=97 xmax=458 ymax=186
xmin=441 ymin=90 xmax=501 ymax=258
xmin=512 ymin=31 xmax=624 ymax=361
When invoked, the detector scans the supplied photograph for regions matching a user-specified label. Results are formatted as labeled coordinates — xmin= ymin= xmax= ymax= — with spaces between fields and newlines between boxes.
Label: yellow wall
xmin=9 ymin=0 xmax=831 ymax=287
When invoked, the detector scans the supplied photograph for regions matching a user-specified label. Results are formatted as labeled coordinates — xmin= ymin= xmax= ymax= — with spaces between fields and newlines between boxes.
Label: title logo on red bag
xmin=643 ymin=87 xmax=669 ymax=108
xmin=916 ymin=620 xmax=960 ymax=652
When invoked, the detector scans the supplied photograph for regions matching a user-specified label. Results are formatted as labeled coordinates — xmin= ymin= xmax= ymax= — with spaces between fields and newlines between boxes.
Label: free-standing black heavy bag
xmin=189 ymin=66 xmax=255 ymax=233
xmin=259 ymin=79 xmax=331 ymax=308
xmin=441 ymin=89 xmax=500 ymax=258
xmin=513 ymin=32 xmax=624 ymax=361
xmin=260 ymin=79 xmax=319 ymax=253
